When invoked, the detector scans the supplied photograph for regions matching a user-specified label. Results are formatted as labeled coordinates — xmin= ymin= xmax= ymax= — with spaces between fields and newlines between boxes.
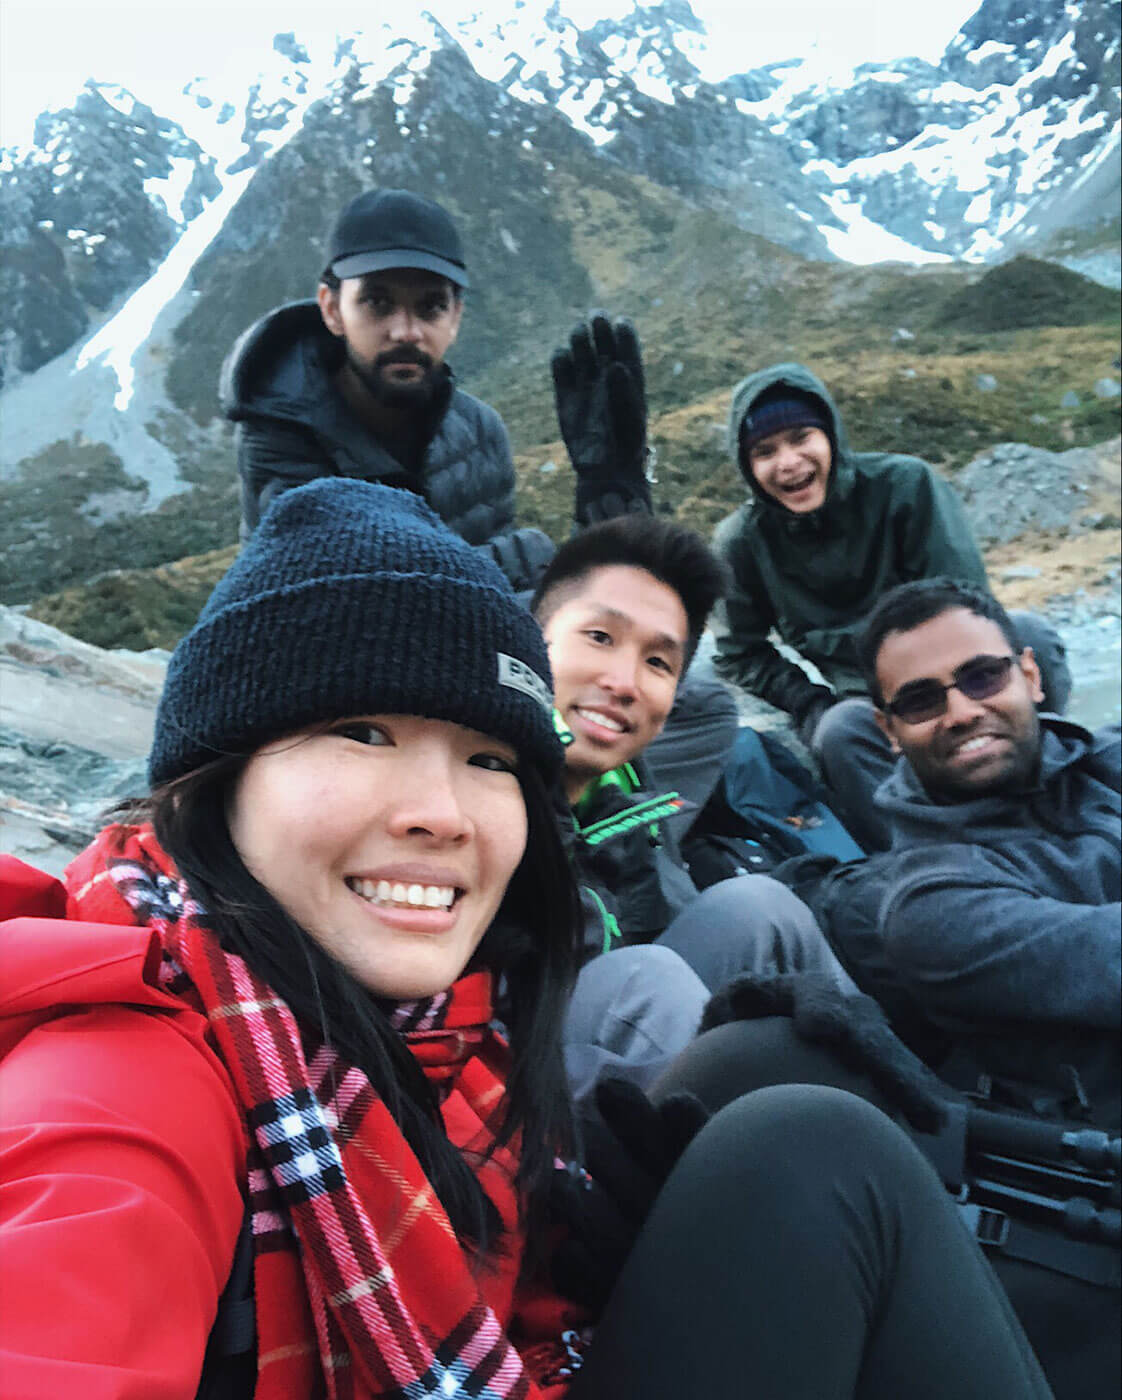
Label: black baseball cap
xmin=325 ymin=189 xmax=469 ymax=288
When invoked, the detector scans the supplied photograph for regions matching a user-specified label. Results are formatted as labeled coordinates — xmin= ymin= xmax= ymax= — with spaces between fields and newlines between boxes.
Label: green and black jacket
xmin=712 ymin=362 xmax=988 ymax=719
xmin=570 ymin=760 xmax=698 ymax=960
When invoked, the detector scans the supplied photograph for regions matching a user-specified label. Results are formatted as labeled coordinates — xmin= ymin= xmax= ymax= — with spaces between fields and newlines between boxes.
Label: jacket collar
xmin=876 ymin=715 xmax=1099 ymax=847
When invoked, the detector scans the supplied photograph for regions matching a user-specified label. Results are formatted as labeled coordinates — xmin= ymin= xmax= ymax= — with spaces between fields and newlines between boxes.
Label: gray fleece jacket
xmin=872 ymin=717 xmax=1121 ymax=1118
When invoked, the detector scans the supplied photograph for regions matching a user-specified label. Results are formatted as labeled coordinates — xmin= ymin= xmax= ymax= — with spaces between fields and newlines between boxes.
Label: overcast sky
xmin=1 ymin=0 xmax=981 ymax=150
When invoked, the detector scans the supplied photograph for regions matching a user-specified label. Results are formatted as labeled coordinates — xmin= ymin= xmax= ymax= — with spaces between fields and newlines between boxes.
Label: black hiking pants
xmin=570 ymin=1028 xmax=1053 ymax=1399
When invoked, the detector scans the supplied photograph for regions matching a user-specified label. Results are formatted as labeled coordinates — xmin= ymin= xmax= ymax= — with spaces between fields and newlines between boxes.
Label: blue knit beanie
xmin=739 ymin=388 xmax=832 ymax=459
xmin=149 ymin=480 xmax=561 ymax=786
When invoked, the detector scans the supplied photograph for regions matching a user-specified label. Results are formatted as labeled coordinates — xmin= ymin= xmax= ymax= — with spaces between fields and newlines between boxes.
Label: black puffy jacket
xmin=220 ymin=302 xmax=552 ymax=588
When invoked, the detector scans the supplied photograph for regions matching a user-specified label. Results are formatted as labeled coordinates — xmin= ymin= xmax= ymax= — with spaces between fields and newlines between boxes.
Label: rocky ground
xmin=2 ymin=436 xmax=1119 ymax=876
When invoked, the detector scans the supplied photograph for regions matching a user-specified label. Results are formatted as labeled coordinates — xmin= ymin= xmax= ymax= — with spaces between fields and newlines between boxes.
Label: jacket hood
xmin=219 ymin=300 xmax=337 ymax=420
xmin=0 ymin=855 xmax=176 ymax=1059
xmin=727 ymin=362 xmax=853 ymax=518
xmin=875 ymin=715 xmax=1099 ymax=847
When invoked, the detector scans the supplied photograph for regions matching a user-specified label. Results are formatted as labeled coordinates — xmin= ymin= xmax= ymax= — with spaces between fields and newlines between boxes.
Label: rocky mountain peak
xmin=0 ymin=82 xmax=221 ymax=383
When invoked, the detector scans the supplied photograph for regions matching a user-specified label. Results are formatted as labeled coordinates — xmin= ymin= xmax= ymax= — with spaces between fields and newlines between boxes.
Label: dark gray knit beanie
xmin=739 ymin=387 xmax=832 ymax=459
xmin=149 ymin=480 xmax=561 ymax=786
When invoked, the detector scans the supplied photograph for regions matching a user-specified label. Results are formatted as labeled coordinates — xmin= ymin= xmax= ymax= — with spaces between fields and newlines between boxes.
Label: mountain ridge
xmin=0 ymin=0 xmax=1117 ymax=626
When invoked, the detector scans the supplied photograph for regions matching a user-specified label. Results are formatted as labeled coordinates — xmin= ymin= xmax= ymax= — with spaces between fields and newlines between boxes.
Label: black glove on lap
xmin=700 ymin=973 xmax=950 ymax=1135
xmin=549 ymin=1075 xmax=709 ymax=1311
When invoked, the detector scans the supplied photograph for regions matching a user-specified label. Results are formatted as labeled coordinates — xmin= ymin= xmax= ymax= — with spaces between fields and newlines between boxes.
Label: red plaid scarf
xmin=67 ymin=826 xmax=580 ymax=1399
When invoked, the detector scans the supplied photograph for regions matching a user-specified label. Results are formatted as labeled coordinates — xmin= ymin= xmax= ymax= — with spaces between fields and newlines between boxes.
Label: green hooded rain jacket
xmin=712 ymin=363 xmax=987 ymax=719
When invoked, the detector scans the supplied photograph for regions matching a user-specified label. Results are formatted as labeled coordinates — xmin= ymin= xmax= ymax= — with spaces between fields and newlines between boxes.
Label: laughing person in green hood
xmin=711 ymin=363 xmax=1071 ymax=852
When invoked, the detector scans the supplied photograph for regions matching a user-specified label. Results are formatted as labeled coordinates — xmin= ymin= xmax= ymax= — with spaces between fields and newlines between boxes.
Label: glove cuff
xmin=575 ymin=474 xmax=653 ymax=525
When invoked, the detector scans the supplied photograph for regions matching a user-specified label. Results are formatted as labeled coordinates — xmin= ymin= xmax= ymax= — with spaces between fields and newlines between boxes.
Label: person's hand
xmin=701 ymin=973 xmax=950 ymax=1134
xmin=550 ymin=314 xmax=652 ymax=524
xmin=480 ymin=527 xmax=555 ymax=593
xmin=549 ymin=1075 xmax=709 ymax=1310
xmin=794 ymin=690 xmax=835 ymax=749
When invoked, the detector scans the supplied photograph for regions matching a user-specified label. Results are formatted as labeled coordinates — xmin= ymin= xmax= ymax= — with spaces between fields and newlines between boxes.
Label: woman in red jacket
xmin=1 ymin=480 xmax=1051 ymax=1399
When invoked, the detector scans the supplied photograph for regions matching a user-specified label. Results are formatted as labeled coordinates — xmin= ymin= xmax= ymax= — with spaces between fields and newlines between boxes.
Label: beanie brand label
xmin=497 ymin=653 xmax=553 ymax=714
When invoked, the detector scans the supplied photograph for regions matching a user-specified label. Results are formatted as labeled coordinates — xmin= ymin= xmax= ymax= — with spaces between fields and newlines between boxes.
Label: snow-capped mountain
xmin=794 ymin=0 xmax=1121 ymax=260
xmin=2 ymin=0 xmax=1116 ymax=390
xmin=0 ymin=0 xmax=1117 ymax=564
xmin=0 ymin=84 xmax=221 ymax=381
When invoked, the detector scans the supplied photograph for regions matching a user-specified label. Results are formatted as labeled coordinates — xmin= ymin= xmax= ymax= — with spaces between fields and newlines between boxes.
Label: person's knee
xmin=662 ymin=874 xmax=853 ymax=989
xmin=565 ymin=946 xmax=708 ymax=1056
xmin=683 ymin=1083 xmax=926 ymax=1202
xmin=563 ymin=946 xmax=708 ymax=1100
xmin=689 ymin=873 xmax=813 ymax=933
xmin=812 ymin=697 xmax=880 ymax=763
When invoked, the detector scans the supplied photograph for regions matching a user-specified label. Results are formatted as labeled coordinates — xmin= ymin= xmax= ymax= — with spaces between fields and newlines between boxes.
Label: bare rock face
xmin=0 ymin=606 xmax=165 ymax=874
xmin=956 ymin=436 xmax=1122 ymax=545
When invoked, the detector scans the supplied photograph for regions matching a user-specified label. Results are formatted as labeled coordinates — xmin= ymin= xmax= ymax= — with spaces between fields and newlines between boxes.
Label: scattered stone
xmin=891 ymin=328 xmax=915 ymax=344
xmin=1030 ymin=413 xmax=1048 ymax=425
xmin=1093 ymin=377 xmax=1121 ymax=399
xmin=539 ymin=459 xmax=558 ymax=474
xmin=900 ymin=368 xmax=917 ymax=379
xmin=974 ymin=373 xmax=998 ymax=393
xmin=1061 ymin=390 xmax=1081 ymax=408
xmin=955 ymin=438 xmax=1120 ymax=546
xmin=1000 ymin=565 xmax=1042 ymax=580
xmin=672 ymin=361 xmax=684 ymax=377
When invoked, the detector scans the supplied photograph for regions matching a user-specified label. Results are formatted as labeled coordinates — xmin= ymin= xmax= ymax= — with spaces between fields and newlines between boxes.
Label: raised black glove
xmin=700 ymin=973 xmax=950 ymax=1134
xmin=549 ymin=1074 xmax=709 ymax=1310
xmin=550 ymin=313 xmax=652 ymax=524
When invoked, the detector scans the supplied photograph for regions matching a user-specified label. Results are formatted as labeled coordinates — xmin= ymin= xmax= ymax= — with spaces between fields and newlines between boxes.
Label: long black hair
xmin=146 ymin=746 xmax=581 ymax=1256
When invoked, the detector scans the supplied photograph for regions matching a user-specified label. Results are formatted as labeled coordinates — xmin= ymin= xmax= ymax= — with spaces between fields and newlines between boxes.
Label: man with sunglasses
xmin=827 ymin=576 xmax=1120 ymax=1123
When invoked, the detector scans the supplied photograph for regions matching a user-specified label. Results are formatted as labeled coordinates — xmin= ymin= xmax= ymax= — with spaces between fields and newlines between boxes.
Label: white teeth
xmin=577 ymin=707 xmax=624 ymax=733
xmin=959 ymin=737 xmax=991 ymax=754
xmin=348 ymin=878 xmax=456 ymax=909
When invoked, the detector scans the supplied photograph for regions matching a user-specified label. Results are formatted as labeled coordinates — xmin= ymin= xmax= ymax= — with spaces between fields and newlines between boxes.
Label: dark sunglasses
xmin=883 ymin=654 xmax=1017 ymax=725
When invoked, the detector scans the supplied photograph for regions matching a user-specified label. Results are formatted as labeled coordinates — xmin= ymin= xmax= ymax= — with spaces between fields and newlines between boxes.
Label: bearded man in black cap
xmin=221 ymin=189 xmax=552 ymax=588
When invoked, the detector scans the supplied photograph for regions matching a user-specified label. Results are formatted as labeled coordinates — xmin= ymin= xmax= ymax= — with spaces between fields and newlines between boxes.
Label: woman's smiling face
xmin=227 ymin=715 xmax=528 ymax=1001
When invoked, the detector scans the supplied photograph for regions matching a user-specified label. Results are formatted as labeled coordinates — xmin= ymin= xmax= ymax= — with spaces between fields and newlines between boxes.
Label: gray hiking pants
xmin=562 ymin=876 xmax=856 ymax=1102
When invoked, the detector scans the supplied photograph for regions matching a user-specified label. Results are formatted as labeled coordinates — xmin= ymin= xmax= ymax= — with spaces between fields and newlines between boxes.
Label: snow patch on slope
xmin=820 ymin=193 xmax=954 ymax=264
xmin=75 ymin=167 xmax=255 ymax=410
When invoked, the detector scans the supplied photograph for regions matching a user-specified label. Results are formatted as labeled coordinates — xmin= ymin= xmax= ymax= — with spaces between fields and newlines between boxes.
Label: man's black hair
xmin=531 ymin=514 xmax=728 ymax=670
xmin=858 ymin=577 xmax=1021 ymax=707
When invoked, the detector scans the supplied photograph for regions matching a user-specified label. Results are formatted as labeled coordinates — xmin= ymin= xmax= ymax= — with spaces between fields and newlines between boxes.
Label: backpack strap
xmin=195 ymin=1204 xmax=256 ymax=1399
xmin=958 ymin=1202 xmax=1121 ymax=1288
